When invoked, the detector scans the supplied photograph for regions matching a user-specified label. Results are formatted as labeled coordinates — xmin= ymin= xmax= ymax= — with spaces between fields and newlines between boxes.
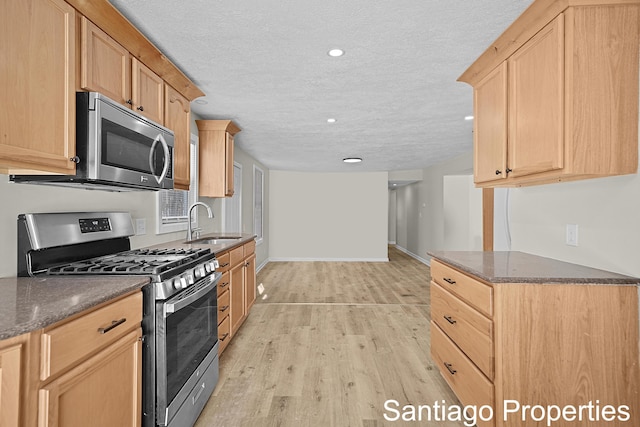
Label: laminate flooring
xmin=194 ymin=246 xmax=464 ymax=427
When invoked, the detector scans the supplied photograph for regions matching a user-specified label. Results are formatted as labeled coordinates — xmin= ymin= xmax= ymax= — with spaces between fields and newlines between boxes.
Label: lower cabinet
xmin=216 ymin=239 xmax=256 ymax=355
xmin=430 ymin=258 xmax=640 ymax=427
xmin=0 ymin=335 xmax=27 ymax=426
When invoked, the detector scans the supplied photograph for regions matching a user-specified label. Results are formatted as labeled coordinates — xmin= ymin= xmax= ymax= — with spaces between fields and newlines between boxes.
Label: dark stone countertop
xmin=428 ymin=251 xmax=639 ymax=285
xmin=0 ymin=276 xmax=149 ymax=340
xmin=147 ymin=233 xmax=257 ymax=255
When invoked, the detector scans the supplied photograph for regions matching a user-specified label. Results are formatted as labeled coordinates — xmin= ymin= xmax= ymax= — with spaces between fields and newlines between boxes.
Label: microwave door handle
xmin=149 ymin=134 xmax=170 ymax=184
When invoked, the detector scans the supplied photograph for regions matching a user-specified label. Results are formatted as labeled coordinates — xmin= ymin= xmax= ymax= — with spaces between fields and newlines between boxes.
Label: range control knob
xmin=199 ymin=266 xmax=206 ymax=277
xmin=205 ymin=262 xmax=212 ymax=273
xmin=173 ymin=278 xmax=183 ymax=290
xmin=187 ymin=274 xmax=195 ymax=285
xmin=195 ymin=268 xmax=202 ymax=279
xmin=180 ymin=277 xmax=188 ymax=289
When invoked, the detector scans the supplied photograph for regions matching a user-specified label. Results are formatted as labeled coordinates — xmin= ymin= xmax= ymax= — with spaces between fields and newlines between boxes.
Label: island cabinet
xmin=0 ymin=0 xmax=77 ymax=175
xmin=429 ymin=252 xmax=640 ymax=427
xmin=215 ymin=239 xmax=256 ymax=355
xmin=196 ymin=120 xmax=241 ymax=198
xmin=460 ymin=1 xmax=639 ymax=187
xmin=37 ymin=291 xmax=143 ymax=427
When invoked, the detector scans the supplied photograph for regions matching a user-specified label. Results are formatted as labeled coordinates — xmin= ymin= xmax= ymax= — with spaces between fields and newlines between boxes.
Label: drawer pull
xmin=220 ymin=262 xmax=230 ymax=268
xmin=219 ymin=332 xmax=230 ymax=342
xmin=444 ymin=362 xmax=457 ymax=375
xmin=220 ymin=305 xmax=229 ymax=312
xmin=443 ymin=316 xmax=456 ymax=325
xmin=98 ymin=318 xmax=126 ymax=334
xmin=443 ymin=277 xmax=456 ymax=285
xmin=220 ymin=281 xmax=230 ymax=288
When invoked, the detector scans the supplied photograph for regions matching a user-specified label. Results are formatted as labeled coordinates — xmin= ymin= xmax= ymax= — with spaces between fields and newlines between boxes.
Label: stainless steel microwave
xmin=11 ymin=92 xmax=174 ymax=191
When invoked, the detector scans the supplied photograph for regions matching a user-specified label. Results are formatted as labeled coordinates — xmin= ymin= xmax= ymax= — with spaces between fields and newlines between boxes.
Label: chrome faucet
xmin=187 ymin=202 xmax=213 ymax=241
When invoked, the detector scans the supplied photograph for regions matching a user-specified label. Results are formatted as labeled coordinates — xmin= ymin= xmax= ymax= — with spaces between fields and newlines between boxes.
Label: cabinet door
xmin=474 ymin=62 xmax=508 ymax=184
xmin=0 ymin=0 xmax=76 ymax=175
xmin=38 ymin=328 xmax=142 ymax=427
xmin=0 ymin=341 xmax=23 ymax=426
xmin=80 ymin=17 xmax=131 ymax=106
xmin=165 ymin=86 xmax=191 ymax=190
xmin=507 ymin=15 xmax=564 ymax=178
xmin=132 ymin=58 xmax=164 ymax=124
xmin=230 ymin=263 xmax=246 ymax=336
xmin=225 ymin=133 xmax=235 ymax=196
xmin=244 ymin=254 xmax=256 ymax=312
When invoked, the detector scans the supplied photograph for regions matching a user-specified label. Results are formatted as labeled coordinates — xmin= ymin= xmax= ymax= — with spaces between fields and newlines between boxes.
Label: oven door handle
xmin=164 ymin=272 xmax=221 ymax=317
xmin=149 ymin=133 xmax=170 ymax=184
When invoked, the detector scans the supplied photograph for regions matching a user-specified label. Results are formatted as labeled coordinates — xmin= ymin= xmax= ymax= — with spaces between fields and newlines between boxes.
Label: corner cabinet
xmin=429 ymin=256 xmax=640 ymax=427
xmin=461 ymin=1 xmax=639 ymax=187
xmin=165 ymin=86 xmax=191 ymax=190
xmin=196 ymin=120 xmax=241 ymax=198
xmin=0 ymin=0 xmax=77 ymax=175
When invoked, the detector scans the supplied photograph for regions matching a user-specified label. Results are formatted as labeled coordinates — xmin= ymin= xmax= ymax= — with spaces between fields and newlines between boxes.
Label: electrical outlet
xmin=135 ymin=218 xmax=146 ymax=236
xmin=565 ymin=224 xmax=578 ymax=246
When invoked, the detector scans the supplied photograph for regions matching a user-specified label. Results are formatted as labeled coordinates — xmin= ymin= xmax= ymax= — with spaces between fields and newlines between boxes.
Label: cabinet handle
xmin=444 ymin=362 xmax=457 ymax=375
xmin=443 ymin=277 xmax=456 ymax=285
xmin=495 ymin=169 xmax=502 ymax=175
xmin=220 ymin=305 xmax=229 ymax=312
xmin=137 ymin=106 xmax=144 ymax=112
xmin=221 ymin=262 xmax=230 ymax=268
xmin=69 ymin=156 xmax=80 ymax=164
xmin=444 ymin=316 xmax=456 ymax=325
xmin=506 ymin=168 xmax=512 ymax=173
xmin=98 ymin=318 xmax=126 ymax=334
xmin=219 ymin=332 xmax=230 ymax=341
xmin=126 ymin=99 xmax=133 ymax=105
xmin=220 ymin=281 xmax=230 ymax=288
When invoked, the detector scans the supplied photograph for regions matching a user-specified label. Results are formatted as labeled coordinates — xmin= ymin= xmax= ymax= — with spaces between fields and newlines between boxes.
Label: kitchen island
xmin=428 ymin=251 xmax=640 ymax=427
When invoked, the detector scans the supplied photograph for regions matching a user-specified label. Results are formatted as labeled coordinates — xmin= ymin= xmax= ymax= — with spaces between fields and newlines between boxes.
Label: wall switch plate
xmin=566 ymin=224 xmax=578 ymax=246
xmin=135 ymin=218 xmax=146 ymax=236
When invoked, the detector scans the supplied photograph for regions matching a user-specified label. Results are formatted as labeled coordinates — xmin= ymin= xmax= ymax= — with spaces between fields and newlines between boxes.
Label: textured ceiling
xmin=109 ymin=0 xmax=533 ymax=172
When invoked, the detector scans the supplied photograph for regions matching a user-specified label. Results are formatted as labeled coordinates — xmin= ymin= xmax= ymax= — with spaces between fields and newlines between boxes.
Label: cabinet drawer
xmin=243 ymin=240 xmax=256 ymax=256
xmin=217 ymin=252 xmax=231 ymax=272
xmin=217 ymin=271 xmax=230 ymax=297
xmin=431 ymin=283 xmax=494 ymax=379
xmin=218 ymin=316 xmax=230 ymax=354
xmin=41 ymin=292 xmax=142 ymax=381
xmin=431 ymin=260 xmax=493 ymax=317
xmin=218 ymin=289 xmax=230 ymax=322
xmin=430 ymin=322 xmax=494 ymax=427
xmin=229 ymin=245 xmax=244 ymax=267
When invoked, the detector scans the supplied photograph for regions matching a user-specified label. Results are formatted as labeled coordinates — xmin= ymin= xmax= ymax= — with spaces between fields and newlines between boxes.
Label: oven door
xmin=156 ymin=271 xmax=220 ymax=426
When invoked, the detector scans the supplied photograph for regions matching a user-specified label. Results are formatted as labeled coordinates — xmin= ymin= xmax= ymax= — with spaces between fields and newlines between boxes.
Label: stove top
xmin=46 ymin=247 xmax=211 ymax=276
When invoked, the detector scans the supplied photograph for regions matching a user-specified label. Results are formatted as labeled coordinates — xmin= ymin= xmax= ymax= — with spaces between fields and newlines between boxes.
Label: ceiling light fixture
xmin=328 ymin=48 xmax=345 ymax=57
xmin=327 ymin=118 xmax=337 ymax=123
xmin=464 ymin=115 xmax=474 ymax=120
xmin=343 ymin=157 xmax=362 ymax=163
xmin=194 ymin=99 xmax=208 ymax=105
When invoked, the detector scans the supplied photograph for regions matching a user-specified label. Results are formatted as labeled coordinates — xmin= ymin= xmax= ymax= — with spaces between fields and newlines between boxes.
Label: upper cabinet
xmin=196 ymin=120 xmax=241 ymax=198
xmin=165 ymin=86 xmax=191 ymax=190
xmin=460 ymin=1 xmax=639 ymax=187
xmin=0 ymin=0 xmax=77 ymax=175
xmin=81 ymin=17 xmax=164 ymax=124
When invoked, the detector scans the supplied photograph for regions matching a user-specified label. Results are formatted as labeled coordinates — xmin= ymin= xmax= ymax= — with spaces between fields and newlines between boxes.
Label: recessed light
xmin=464 ymin=115 xmax=474 ymax=120
xmin=194 ymin=99 xmax=208 ymax=105
xmin=328 ymin=48 xmax=345 ymax=57
xmin=343 ymin=157 xmax=362 ymax=163
xmin=327 ymin=118 xmax=337 ymax=123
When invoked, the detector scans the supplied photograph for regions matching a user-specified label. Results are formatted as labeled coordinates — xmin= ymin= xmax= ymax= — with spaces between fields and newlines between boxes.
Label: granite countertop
xmin=0 ymin=276 xmax=149 ymax=340
xmin=147 ymin=233 xmax=257 ymax=255
xmin=428 ymin=251 xmax=639 ymax=285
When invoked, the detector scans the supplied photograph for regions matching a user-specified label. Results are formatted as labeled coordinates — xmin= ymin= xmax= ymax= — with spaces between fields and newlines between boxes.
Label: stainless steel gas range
xmin=17 ymin=212 xmax=220 ymax=427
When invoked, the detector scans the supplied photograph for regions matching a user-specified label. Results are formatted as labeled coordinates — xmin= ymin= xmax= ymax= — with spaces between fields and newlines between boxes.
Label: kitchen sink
xmin=186 ymin=236 xmax=243 ymax=245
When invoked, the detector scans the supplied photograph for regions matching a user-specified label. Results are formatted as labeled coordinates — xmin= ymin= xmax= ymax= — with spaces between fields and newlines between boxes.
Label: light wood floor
xmin=195 ymin=246 xmax=463 ymax=427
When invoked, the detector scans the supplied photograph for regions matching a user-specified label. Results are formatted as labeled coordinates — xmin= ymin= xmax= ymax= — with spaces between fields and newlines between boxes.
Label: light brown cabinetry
xmin=461 ymin=1 xmax=639 ymax=187
xmin=215 ymin=239 xmax=256 ymax=355
xmin=80 ymin=17 xmax=164 ymax=124
xmin=165 ymin=86 xmax=191 ymax=190
xmin=0 ymin=335 xmax=28 ymax=427
xmin=38 ymin=292 xmax=143 ymax=427
xmin=196 ymin=120 xmax=241 ymax=198
xmin=0 ymin=0 xmax=76 ymax=175
xmin=430 ymin=258 xmax=640 ymax=427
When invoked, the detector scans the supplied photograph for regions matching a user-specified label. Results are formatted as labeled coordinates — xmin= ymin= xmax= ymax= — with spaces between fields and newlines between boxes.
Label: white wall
xmin=388 ymin=189 xmax=397 ymax=244
xmin=269 ymin=171 xmax=388 ymax=261
xmin=443 ymin=175 xmax=482 ymax=251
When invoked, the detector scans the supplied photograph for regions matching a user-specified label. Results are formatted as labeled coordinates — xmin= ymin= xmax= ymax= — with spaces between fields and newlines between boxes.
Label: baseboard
xmin=394 ymin=245 xmax=431 ymax=266
xmin=388 ymin=240 xmax=396 ymax=245
xmin=268 ymin=257 xmax=389 ymax=263
xmin=256 ymin=258 xmax=269 ymax=273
